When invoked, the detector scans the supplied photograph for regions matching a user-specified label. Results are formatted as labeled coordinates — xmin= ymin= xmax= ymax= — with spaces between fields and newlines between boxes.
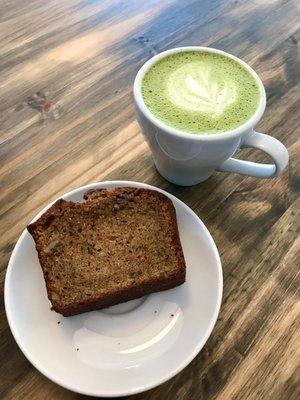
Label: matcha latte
xmin=141 ymin=51 xmax=261 ymax=134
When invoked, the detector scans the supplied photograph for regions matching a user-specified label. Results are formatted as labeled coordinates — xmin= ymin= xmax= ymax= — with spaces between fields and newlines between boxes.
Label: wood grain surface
xmin=1 ymin=0 xmax=299 ymax=399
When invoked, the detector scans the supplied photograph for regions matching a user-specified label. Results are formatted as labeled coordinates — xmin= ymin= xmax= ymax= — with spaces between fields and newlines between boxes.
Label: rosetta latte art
xmin=141 ymin=51 xmax=261 ymax=134
xmin=168 ymin=63 xmax=236 ymax=117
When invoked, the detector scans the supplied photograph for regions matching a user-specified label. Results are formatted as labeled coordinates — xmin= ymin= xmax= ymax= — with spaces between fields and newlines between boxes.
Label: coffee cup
xmin=133 ymin=47 xmax=289 ymax=186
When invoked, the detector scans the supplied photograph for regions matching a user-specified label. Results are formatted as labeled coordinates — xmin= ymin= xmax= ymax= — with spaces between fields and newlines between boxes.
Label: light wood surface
xmin=1 ymin=0 xmax=299 ymax=399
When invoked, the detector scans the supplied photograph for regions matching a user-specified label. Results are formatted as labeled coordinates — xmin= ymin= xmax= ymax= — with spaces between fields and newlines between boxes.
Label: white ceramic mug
xmin=133 ymin=47 xmax=289 ymax=186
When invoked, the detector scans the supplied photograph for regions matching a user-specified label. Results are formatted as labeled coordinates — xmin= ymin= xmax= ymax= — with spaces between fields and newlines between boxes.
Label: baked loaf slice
xmin=27 ymin=187 xmax=186 ymax=316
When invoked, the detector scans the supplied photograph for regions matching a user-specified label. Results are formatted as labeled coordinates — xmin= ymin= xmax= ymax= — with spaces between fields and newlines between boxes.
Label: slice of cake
xmin=27 ymin=187 xmax=186 ymax=316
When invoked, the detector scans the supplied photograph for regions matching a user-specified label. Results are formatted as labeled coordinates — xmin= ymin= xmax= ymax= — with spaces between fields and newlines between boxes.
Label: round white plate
xmin=5 ymin=181 xmax=222 ymax=397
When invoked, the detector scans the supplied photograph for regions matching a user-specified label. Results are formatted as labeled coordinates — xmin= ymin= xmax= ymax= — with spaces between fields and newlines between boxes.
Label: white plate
xmin=5 ymin=181 xmax=222 ymax=397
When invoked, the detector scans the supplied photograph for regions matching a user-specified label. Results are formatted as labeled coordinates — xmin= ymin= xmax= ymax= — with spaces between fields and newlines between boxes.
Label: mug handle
xmin=217 ymin=131 xmax=289 ymax=178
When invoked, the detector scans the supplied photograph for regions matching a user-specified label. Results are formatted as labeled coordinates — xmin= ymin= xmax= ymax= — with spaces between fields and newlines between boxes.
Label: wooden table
xmin=1 ymin=0 xmax=299 ymax=399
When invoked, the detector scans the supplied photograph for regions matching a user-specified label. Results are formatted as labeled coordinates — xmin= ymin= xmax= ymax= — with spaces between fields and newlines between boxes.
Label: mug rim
xmin=133 ymin=46 xmax=266 ymax=141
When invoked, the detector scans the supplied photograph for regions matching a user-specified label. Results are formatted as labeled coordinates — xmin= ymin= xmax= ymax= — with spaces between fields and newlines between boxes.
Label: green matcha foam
xmin=141 ymin=51 xmax=261 ymax=134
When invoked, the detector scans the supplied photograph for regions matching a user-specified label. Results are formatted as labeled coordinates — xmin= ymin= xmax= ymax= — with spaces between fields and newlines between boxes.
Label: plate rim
xmin=4 ymin=180 xmax=223 ymax=397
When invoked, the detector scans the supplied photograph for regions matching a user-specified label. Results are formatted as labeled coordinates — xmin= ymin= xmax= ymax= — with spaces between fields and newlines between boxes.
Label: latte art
xmin=168 ymin=64 xmax=236 ymax=116
xmin=141 ymin=51 xmax=261 ymax=134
